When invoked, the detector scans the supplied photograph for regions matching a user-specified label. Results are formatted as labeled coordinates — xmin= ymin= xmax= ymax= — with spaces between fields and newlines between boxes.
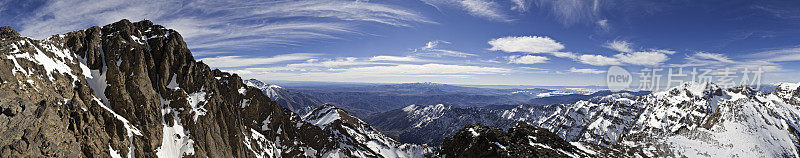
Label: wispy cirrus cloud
xmin=531 ymin=0 xmax=601 ymax=25
xmin=577 ymin=54 xmax=621 ymax=66
xmin=577 ymin=51 xmax=670 ymax=66
xmin=748 ymin=46 xmax=800 ymax=62
xmin=604 ymin=40 xmax=633 ymax=53
xmin=412 ymin=40 xmax=478 ymax=58
xmin=227 ymin=63 xmax=512 ymax=82
xmin=421 ymin=0 xmax=512 ymax=22
xmin=511 ymin=0 xmax=531 ymax=12
xmin=13 ymin=0 xmax=433 ymax=55
xmin=198 ymin=53 xmax=321 ymax=68
xmin=569 ymin=67 xmax=605 ymax=74
xmin=369 ymin=56 xmax=428 ymax=62
xmin=506 ymin=55 xmax=549 ymax=64
xmin=614 ymin=51 xmax=669 ymax=66
xmin=687 ymin=52 xmax=735 ymax=64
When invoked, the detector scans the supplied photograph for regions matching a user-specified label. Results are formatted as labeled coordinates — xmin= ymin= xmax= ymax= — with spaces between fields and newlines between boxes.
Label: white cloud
xmin=507 ymin=55 xmax=549 ymax=64
xmin=424 ymin=40 xmax=449 ymax=49
xmin=578 ymin=54 xmax=621 ymax=66
xmin=532 ymin=0 xmax=601 ymax=25
xmin=670 ymin=51 xmax=783 ymax=73
xmin=250 ymin=0 xmax=434 ymax=27
xmin=488 ymin=36 xmax=565 ymax=53
xmin=421 ymin=0 xmax=511 ymax=21
xmin=285 ymin=57 xmax=377 ymax=68
xmin=15 ymin=0 xmax=432 ymax=55
xmin=198 ymin=53 xmax=320 ymax=68
xmin=511 ymin=0 xmax=530 ymax=12
xmin=570 ymin=67 xmax=605 ymax=74
xmin=229 ymin=63 xmax=511 ymax=81
xmin=550 ymin=52 xmax=578 ymax=59
xmin=460 ymin=0 xmax=511 ymax=21
xmin=346 ymin=64 xmax=510 ymax=75
xmin=234 ymin=57 xmax=388 ymax=72
xmin=414 ymin=40 xmax=478 ymax=58
xmin=604 ymin=40 xmax=633 ymax=53
xmin=614 ymin=51 xmax=669 ymax=66
xmin=749 ymin=46 xmax=800 ymax=62
xmin=597 ymin=19 xmax=610 ymax=31
xmin=649 ymin=49 xmax=677 ymax=55
xmin=689 ymin=52 xmax=735 ymax=63
xmin=369 ymin=56 xmax=426 ymax=62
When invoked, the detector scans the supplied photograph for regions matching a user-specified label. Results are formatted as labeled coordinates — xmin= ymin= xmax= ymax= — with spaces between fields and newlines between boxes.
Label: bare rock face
xmin=439 ymin=122 xmax=618 ymax=158
xmin=0 ymin=19 xmax=352 ymax=157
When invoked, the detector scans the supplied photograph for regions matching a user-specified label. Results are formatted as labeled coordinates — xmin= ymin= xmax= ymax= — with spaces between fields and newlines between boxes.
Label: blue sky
xmin=2 ymin=0 xmax=800 ymax=86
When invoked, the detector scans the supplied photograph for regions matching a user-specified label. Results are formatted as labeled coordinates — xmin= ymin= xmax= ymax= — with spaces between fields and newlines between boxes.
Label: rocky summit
xmin=438 ymin=122 xmax=624 ymax=158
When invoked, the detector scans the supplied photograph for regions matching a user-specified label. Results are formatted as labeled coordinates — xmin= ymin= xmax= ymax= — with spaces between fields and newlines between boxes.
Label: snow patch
xmin=303 ymin=106 xmax=341 ymax=128
xmin=468 ymin=128 xmax=480 ymax=137
xmin=242 ymin=128 xmax=279 ymax=158
xmin=156 ymin=97 xmax=195 ymax=157
xmin=186 ymin=88 xmax=208 ymax=122
xmin=166 ymin=74 xmax=180 ymax=90
xmin=238 ymin=87 xmax=247 ymax=95
xmin=261 ymin=114 xmax=272 ymax=131
xmin=494 ymin=142 xmax=507 ymax=150
xmin=109 ymin=144 xmax=123 ymax=158
xmin=240 ymin=99 xmax=250 ymax=108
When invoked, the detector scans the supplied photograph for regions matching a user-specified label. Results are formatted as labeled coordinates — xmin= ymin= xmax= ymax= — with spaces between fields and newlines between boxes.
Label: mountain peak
xmin=440 ymin=122 xmax=597 ymax=157
xmin=774 ymin=82 xmax=800 ymax=105
xmin=0 ymin=26 xmax=19 ymax=38
xmin=302 ymin=104 xmax=347 ymax=128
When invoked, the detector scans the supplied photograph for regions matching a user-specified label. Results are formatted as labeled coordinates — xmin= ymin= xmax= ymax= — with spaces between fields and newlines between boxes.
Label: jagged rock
xmin=439 ymin=122 xmax=615 ymax=158
xmin=0 ymin=26 xmax=19 ymax=39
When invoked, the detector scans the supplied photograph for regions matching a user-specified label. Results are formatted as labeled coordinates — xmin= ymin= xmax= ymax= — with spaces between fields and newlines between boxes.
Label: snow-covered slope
xmin=500 ymin=82 xmax=800 ymax=157
xmin=618 ymin=83 xmax=800 ymax=157
xmin=301 ymin=104 xmax=433 ymax=157
xmin=244 ymin=79 xmax=323 ymax=115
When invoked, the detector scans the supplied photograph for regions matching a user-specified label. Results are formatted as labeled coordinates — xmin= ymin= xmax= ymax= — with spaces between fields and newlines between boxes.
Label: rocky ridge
xmin=243 ymin=79 xmax=324 ymax=115
xmin=439 ymin=122 xmax=622 ymax=157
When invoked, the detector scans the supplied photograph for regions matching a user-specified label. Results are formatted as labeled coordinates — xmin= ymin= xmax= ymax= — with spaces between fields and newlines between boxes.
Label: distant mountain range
xmin=364 ymin=82 xmax=800 ymax=157
xmin=277 ymin=81 xmax=609 ymax=117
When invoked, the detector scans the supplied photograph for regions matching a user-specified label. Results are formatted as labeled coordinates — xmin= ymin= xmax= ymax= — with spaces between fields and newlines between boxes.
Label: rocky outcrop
xmin=439 ymin=122 xmax=621 ymax=157
xmin=0 ymin=26 xmax=19 ymax=38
